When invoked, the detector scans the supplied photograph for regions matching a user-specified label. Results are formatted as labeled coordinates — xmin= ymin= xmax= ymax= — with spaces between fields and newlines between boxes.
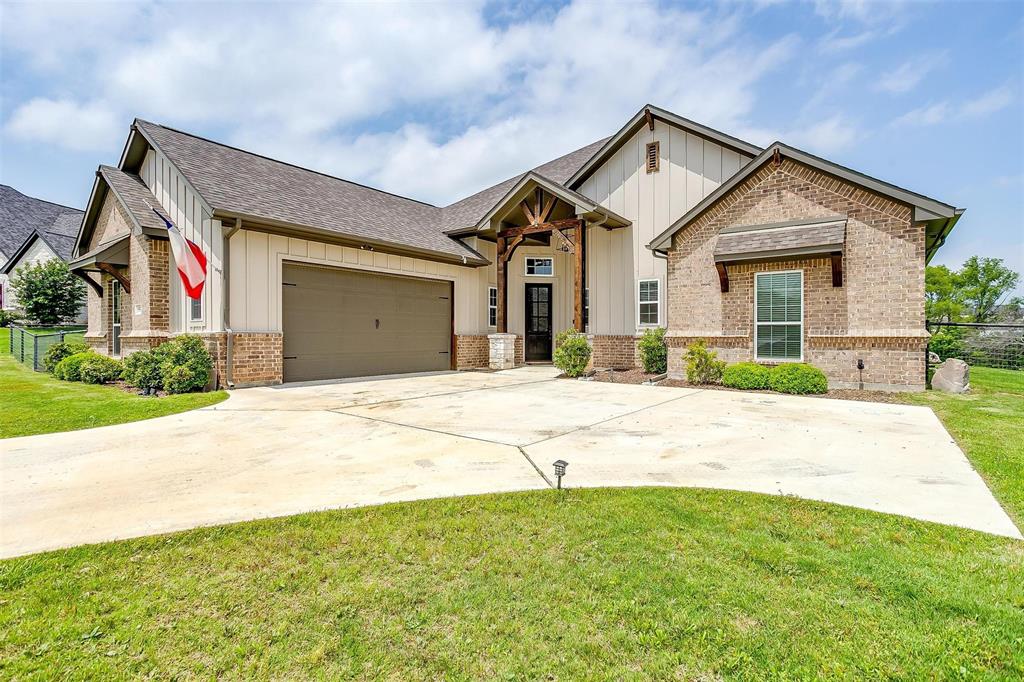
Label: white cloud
xmin=0 ymin=0 xmax=800 ymax=204
xmin=892 ymin=85 xmax=1015 ymax=127
xmin=876 ymin=52 xmax=947 ymax=94
xmin=5 ymin=98 xmax=121 ymax=152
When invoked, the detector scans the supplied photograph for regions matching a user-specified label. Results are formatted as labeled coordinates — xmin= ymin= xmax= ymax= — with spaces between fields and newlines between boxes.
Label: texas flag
xmin=152 ymin=207 xmax=207 ymax=299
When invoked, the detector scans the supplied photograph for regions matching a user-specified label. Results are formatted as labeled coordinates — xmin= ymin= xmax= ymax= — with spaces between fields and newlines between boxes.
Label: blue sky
xmin=1 ymin=0 xmax=1021 ymax=290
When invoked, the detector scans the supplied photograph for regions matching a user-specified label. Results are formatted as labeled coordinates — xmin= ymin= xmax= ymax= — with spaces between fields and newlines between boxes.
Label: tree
xmin=958 ymin=256 xmax=1020 ymax=322
xmin=925 ymin=257 xmax=1022 ymax=323
xmin=9 ymin=259 xmax=85 ymax=325
xmin=925 ymin=264 xmax=965 ymax=322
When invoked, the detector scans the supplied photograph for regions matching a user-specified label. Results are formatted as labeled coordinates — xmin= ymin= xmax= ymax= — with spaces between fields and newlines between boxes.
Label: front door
xmin=524 ymin=283 xmax=552 ymax=362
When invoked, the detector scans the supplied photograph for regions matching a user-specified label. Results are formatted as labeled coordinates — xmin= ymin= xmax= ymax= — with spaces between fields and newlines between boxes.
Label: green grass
xmin=1 ymin=489 xmax=1021 ymax=679
xmin=904 ymin=366 xmax=1024 ymax=526
xmin=1 ymin=338 xmax=1020 ymax=678
xmin=0 ymin=328 xmax=226 ymax=439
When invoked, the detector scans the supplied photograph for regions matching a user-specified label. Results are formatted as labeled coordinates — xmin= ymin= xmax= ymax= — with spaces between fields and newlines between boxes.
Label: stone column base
xmin=488 ymin=333 xmax=517 ymax=370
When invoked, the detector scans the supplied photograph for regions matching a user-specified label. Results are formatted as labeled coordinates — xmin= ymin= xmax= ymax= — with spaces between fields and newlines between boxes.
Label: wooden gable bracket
xmin=644 ymin=108 xmax=655 ymax=131
xmin=715 ymin=262 xmax=729 ymax=293
xmin=830 ymin=251 xmax=843 ymax=287
xmin=772 ymin=148 xmax=782 ymax=166
xmin=97 ymin=262 xmax=131 ymax=294
xmin=75 ymin=271 xmax=104 ymax=296
xmin=551 ymin=228 xmax=575 ymax=254
xmin=500 ymin=235 xmax=525 ymax=263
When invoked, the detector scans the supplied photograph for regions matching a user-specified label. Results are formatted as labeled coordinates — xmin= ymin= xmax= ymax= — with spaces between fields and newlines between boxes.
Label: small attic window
xmin=645 ymin=141 xmax=660 ymax=174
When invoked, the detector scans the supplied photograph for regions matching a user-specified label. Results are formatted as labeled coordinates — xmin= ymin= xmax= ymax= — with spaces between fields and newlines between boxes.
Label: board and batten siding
xmin=579 ymin=125 xmax=752 ymax=334
xmin=139 ymin=147 xmax=224 ymax=333
xmin=228 ymin=230 xmax=491 ymax=335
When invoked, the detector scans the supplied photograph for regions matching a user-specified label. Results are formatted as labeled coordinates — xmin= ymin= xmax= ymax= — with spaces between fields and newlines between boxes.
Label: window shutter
xmin=645 ymin=141 xmax=660 ymax=174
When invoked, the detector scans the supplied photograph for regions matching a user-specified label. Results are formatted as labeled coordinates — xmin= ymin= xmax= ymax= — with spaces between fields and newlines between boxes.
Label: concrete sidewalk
xmin=2 ymin=367 xmax=1018 ymax=558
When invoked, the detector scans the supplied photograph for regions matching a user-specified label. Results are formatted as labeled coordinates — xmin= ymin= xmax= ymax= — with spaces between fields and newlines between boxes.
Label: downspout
xmin=222 ymin=217 xmax=242 ymax=388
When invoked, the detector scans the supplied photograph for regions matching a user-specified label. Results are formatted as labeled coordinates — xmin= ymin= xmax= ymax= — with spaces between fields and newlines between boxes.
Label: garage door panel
xmin=283 ymin=263 xmax=452 ymax=382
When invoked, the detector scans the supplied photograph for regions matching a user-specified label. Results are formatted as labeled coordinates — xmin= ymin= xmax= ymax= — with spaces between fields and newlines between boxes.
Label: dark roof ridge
xmin=133 ymin=119 xmax=439 ymax=209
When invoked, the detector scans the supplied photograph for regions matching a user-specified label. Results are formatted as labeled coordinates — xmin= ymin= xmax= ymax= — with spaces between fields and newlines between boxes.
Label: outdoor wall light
xmin=553 ymin=459 xmax=568 ymax=489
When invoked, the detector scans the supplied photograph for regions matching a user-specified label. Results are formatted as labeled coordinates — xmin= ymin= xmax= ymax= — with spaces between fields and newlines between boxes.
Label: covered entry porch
xmin=450 ymin=172 xmax=629 ymax=367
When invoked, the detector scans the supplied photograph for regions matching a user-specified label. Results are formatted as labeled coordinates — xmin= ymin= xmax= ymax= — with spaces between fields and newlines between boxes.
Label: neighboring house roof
xmin=0 ymin=184 xmax=82 ymax=260
xmin=566 ymin=104 xmax=762 ymax=190
xmin=648 ymin=141 xmax=963 ymax=261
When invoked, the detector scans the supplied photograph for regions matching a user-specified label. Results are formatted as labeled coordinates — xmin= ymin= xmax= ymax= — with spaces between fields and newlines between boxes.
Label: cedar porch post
xmin=573 ymin=220 xmax=585 ymax=332
xmin=496 ymin=236 xmax=508 ymax=333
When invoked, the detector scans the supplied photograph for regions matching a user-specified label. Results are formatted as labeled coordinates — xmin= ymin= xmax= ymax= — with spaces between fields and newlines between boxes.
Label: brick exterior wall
xmin=200 ymin=331 xmax=283 ymax=388
xmin=456 ymin=335 xmax=489 ymax=369
xmin=590 ymin=335 xmax=639 ymax=369
xmin=665 ymin=158 xmax=928 ymax=390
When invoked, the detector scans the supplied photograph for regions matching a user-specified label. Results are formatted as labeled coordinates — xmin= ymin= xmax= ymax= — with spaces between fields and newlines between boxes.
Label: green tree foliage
xmin=9 ymin=260 xmax=85 ymax=325
xmin=926 ymin=257 xmax=1021 ymax=323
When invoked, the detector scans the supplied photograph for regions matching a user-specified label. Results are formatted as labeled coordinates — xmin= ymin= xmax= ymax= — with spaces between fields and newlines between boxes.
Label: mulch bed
xmin=112 ymin=380 xmax=167 ymax=397
xmin=591 ymin=368 xmax=662 ymax=384
xmin=659 ymin=378 xmax=907 ymax=403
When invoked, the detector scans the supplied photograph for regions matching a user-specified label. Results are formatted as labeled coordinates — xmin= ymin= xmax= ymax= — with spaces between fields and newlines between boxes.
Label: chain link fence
xmin=7 ymin=326 xmax=87 ymax=372
xmin=926 ymin=321 xmax=1024 ymax=371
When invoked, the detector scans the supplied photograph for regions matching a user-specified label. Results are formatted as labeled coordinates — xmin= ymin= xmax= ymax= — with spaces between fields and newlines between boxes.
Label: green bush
xmin=553 ymin=329 xmax=592 ymax=378
xmin=638 ymin=327 xmax=667 ymax=374
xmin=0 ymin=310 xmax=22 ymax=327
xmin=43 ymin=340 xmax=89 ymax=372
xmin=159 ymin=335 xmax=213 ymax=394
xmin=121 ymin=346 xmax=168 ymax=390
xmin=53 ymin=352 xmax=94 ymax=382
xmin=929 ymin=330 xmax=965 ymax=361
xmin=767 ymin=363 xmax=828 ymax=395
xmin=684 ymin=340 xmax=725 ymax=385
xmin=79 ymin=354 xmax=123 ymax=384
xmin=722 ymin=362 xmax=772 ymax=390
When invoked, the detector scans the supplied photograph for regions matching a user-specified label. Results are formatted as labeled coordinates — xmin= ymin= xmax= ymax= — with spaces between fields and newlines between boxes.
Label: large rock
xmin=932 ymin=358 xmax=970 ymax=394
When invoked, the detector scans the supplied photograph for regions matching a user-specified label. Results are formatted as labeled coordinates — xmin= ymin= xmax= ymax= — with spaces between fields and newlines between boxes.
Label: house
xmin=69 ymin=105 xmax=961 ymax=390
xmin=0 ymin=185 xmax=85 ymax=317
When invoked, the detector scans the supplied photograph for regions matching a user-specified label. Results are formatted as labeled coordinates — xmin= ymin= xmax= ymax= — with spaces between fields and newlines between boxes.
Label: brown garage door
xmin=282 ymin=263 xmax=452 ymax=382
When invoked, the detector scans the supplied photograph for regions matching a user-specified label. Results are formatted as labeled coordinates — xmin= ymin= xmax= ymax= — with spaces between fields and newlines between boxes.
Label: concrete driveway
xmin=2 ymin=367 xmax=1019 ymax=558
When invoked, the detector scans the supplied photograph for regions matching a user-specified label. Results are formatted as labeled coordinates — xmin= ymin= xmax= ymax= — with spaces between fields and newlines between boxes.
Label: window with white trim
xmin=487 ymin=286 xmax=497 ymax=327
xmin=755 ymin=271 xmax=803 ymax=361
xmin=584 ymin=288 xmax=590 ymax=330
xmin=525 ymin=257 xmax=553 ymax=276
xmin=638 ymin=279 xmax=660 ymax=326
xmin=189 ymin=294 xmax=203 ymax=322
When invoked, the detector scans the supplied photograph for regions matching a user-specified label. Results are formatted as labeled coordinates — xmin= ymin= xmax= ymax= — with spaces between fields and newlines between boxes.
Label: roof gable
xmin=73 ymin=166 xmax=167 ymax=259
xmin=648 ymin=141 xmax=963 ymax=261
xmin=0 ymin=184 xmax=82 ymax=258
xmin=567 ymin=104 xmax=760 ymax=190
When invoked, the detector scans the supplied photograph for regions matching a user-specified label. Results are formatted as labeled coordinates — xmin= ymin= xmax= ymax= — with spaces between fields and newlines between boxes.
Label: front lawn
xmin=0 ymin=328 xmax=226 ymax=439
xmin=1 ymin=488 xmax=1022 ymax=679
xmin=904 ymin=366 xmax=1024 ymax=526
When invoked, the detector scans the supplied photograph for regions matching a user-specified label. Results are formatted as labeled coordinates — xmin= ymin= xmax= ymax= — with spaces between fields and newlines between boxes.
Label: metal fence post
xmin=33 ymin=333 xmax=39 ymax=371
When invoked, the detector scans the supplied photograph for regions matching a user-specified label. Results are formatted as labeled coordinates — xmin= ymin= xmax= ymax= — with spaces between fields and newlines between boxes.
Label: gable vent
xmin=645 ymin=141 xmax=660 ymax=174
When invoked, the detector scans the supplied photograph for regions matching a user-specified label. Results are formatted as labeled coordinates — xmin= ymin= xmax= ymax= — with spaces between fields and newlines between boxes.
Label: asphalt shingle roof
xmin=0 ymin=184 xmax=83 ymax=261
xmin=98 ymin=165 xmax=168 ymax=232
xmin=714 ymin=220 xmax=846 ymax=261
xmin=134 ymin=120 xmax=607 ymax=262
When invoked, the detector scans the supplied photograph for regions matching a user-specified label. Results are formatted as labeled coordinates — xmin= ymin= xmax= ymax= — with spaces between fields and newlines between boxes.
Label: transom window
xmin=488 ymin=286 xmax=497 ymax=327
xmin=755 ymin=271 xmax=803 ymax=361
xmin=525 ymin=257 xmax=553 ymax=276
xmin=638 ymin=279 xmax=660 ymax=326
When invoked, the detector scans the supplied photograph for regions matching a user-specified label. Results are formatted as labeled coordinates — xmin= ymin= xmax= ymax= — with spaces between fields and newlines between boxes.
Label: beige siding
xmin=579 ymin=125 xmax=752 ymax=334
xmin=139 ymin=148 xmax=223 ymax=333
xmin=229 ymin=229 xmax=487 ymax=334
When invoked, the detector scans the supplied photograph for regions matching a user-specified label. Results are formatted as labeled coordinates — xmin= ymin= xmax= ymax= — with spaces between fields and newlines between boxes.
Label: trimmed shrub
xmin=684 ymin=340 xmax=725 ymax=385
xmin=43 ymin=340 xmax=89 ymax=372
xmin=768 ymin=363 xmax=828 ymax=395
xmin=122 ymin=347 xmax=167 ymax=391
xmin=722 ymin=362 xmax=772 ymax=390
xmin=53 ymin=352 xmax=93 ymax=382
xmin=638 ymin=327 xmax=667 ymax=374
xmin=553 ymin=329 xmax=592 ymax=378
xmin=79 ymin=354 xmax=123 ymax=384
xmin=163 ymin=365 xmax=197 ymax=395
xmin=0 ymin=310 xmax=22 ymax=327
xmin=159 ymin=335 xmax=213 ymax=394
